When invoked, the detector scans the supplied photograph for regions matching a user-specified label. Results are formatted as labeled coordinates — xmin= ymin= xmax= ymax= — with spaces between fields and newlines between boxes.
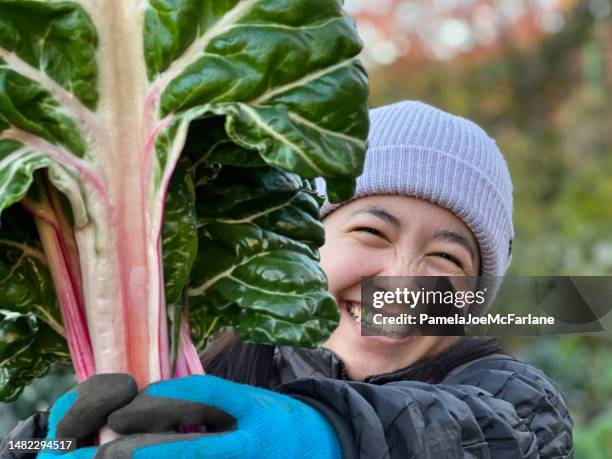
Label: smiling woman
xmin=320 ymin=196 xmax=480 ymax=377
xmin=4 ymin=101 xmax=573 ymax=459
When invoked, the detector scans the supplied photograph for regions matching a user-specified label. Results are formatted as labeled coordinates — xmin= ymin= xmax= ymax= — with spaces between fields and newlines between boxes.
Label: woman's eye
xmin=354 ymin=227 xmax=387 ymax=240
xmin=433 ymin=252 xmax=463 ymax=268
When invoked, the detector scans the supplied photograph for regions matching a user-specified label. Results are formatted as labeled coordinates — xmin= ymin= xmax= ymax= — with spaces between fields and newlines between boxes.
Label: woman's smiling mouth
xmin=344 ymin=301 xmax=361 ymax=322
xmin=341 ymin=300 xmax=417 ymax=341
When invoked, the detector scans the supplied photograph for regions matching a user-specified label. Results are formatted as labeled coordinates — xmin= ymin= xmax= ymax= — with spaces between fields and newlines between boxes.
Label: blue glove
xmin=38 ymin=374 xmax=138 ymax=459
xmin=97 ymin=375 xmax=342 ymax=459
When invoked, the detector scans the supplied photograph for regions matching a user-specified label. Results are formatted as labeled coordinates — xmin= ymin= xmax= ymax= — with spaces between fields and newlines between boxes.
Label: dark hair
xmin=200 ymin=330 xmax=276 ymax=387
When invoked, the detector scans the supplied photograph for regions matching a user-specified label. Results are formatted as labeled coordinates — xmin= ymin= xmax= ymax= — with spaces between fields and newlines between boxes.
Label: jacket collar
xmin=273 ymin=337 xmax=505 ymax=385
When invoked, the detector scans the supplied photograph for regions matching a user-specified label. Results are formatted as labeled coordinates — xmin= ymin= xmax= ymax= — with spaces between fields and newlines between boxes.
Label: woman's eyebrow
xmin=432 ymin=229 xmax=476 ymax=260
xmin=350 ymin=207 xmax=401 ymax=228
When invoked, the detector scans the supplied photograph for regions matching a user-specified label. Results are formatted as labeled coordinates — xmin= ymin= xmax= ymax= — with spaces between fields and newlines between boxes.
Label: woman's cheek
xmin=321 ymin=241 xmax=386 ymax=292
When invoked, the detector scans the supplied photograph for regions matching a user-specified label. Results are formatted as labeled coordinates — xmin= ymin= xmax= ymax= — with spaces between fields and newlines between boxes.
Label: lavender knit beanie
xmin=317 ymin=100 xmax=514 ymax=282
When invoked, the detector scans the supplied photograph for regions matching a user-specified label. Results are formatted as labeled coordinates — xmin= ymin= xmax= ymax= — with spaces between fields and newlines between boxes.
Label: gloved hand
xmin=38 ymin=373 xmax=138 ymax=458
xmin=97 ymin=375 xmax=343 ymax=458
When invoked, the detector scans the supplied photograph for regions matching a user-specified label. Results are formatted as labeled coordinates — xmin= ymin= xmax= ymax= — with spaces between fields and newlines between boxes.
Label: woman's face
xmin=320 ymin=195 xmax=481 ymax=380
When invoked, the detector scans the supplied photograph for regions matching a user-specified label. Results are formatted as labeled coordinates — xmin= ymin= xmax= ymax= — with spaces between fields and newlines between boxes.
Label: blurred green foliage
xmin=369 ymin=2 xmax=611 ymax=456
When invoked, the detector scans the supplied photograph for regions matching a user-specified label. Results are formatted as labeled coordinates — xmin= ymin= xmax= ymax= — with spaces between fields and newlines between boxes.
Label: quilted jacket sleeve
xmin=276 ymin=357 xmax=573 ymax=459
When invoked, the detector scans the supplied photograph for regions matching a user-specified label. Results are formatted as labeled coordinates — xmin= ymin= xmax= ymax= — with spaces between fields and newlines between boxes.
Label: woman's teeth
xmin=347 ymin=302 xmax=361 ymax=322
xmin=345 ymin=301 xmax=410 ymax=337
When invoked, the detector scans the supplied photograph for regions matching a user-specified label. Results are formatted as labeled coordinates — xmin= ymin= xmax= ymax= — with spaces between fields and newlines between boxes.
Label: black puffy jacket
xmin=1 ymin=337 xmax=573 ymax=459
xmin=272 ymin=342 xmax=573 ymax=458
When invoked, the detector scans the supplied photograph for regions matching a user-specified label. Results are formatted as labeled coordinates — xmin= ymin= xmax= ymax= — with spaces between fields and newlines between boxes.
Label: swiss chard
xmin=0 ymin=0 xmax=367 ymax=400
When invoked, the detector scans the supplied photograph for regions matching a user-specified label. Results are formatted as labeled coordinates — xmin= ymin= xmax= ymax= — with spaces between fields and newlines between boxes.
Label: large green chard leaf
xmin=186 ymin=160 xmax=337 ymax=348
xmin=0 ymin=0 xmax=367 ymax=396
xmin=170 ymin=121 xmax=338 ymax=348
